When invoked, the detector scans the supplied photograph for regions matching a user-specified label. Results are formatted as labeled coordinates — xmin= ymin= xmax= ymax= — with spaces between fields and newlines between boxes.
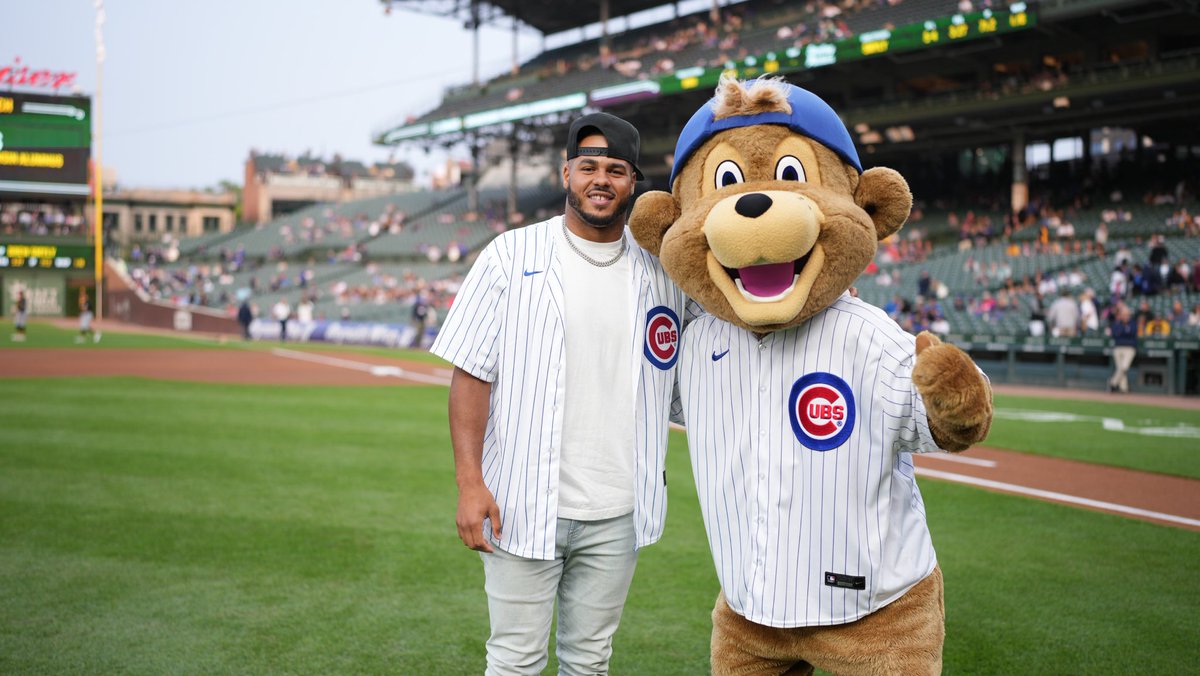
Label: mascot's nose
xmin=734 ymin=193 xmax=773 ymax=219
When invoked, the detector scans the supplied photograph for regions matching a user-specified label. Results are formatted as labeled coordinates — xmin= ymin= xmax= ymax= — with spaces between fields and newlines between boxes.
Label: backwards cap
xmin=668 ymin=80 xmax=861 ymax=187
xmin=567 ymin=112 xmax=644 ymax=180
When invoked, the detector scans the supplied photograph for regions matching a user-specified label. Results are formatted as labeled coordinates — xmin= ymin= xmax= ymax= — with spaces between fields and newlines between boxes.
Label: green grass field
xmin=2 ymin=324 xmax=1199 ymax=673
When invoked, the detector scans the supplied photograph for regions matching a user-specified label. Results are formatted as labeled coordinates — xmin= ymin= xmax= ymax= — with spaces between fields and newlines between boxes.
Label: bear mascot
xmin=629 ymin=76 xmax=993 ymax=674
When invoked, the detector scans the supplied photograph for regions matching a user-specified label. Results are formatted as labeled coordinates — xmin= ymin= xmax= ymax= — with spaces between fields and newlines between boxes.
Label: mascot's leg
xmin=711 ymin=568 xmax=944 ymax=676
xmin=802 ymin=566 xmax=945 ymax=675
xmin=711 ymin=591 xmax=815 ymax=676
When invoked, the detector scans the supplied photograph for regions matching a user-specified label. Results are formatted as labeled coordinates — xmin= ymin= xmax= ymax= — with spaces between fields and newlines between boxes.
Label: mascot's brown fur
xmin=631 ymin=76 xmax=993 ymax=674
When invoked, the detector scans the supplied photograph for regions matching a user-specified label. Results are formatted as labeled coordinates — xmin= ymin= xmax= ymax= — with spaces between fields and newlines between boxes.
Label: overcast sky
xmin=3 ymin=0 xmax=544 ymax=190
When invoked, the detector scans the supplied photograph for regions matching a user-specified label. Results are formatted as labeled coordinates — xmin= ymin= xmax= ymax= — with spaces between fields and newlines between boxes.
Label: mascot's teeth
xmin=735 ymin=275 xmax=799 ymax=302
xmin=733 ymin=260 xmax=799 ymax=301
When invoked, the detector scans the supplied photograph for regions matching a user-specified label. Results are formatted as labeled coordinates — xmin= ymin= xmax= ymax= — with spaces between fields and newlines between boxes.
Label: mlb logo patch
xmin=788 ymin=372 xmax=856 ymax=451
xmin=643 ymin=306 xmax=680 ymax=370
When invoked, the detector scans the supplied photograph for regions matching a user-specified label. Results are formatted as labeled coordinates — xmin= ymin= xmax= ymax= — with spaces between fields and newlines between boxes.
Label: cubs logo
xmin=643 ymin=306 xmax=680 ymax=370
xmin=788 ymin=372 xmax=855 ymax=451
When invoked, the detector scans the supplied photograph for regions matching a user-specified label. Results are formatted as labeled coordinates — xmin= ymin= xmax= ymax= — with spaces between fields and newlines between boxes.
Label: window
xmin=148 ymin=214 xmax=157 ymax=232
xmin=165 ymin=214 xmax=174 ymax=231
xmin=134 ymin=214 xmax=143 ymax=232
xmin=203 ymin=216 xmax=220 ymax=233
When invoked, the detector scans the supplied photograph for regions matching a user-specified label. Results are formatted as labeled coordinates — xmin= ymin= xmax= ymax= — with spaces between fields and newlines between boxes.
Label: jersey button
xmin=759 ymin=385 xmax=766 ymax=393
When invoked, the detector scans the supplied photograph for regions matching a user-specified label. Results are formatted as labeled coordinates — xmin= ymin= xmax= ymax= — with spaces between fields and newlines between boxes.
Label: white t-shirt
xmin=556 ymin=223 xmax=636 ymax=521
xmin=1080 ymin=297 xmax=1099 ymax=332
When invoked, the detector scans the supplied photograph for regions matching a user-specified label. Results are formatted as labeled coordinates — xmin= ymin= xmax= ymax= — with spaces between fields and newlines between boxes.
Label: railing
xmin=945 ymin=333 xmax=1200 ymax=395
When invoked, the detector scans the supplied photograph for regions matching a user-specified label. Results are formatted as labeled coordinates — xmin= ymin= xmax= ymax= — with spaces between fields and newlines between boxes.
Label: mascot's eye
xmin=714 ymin=160 xmax=745 ymax=189
xmin=775 ymin=156 xmax=807 ymax=183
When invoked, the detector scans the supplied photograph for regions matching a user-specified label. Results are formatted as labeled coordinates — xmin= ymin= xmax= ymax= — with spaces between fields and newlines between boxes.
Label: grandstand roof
xmin=481 ymin=0 xmax=674 ymax=34
xmin=377 ymin=0 xmax=1200 ymax=194
xmin=385 ymin=0 xmax=672 ymax=34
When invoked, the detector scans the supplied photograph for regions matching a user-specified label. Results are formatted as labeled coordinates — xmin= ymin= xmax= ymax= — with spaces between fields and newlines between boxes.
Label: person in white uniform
xmin=431 ymin=112 xmax=685 ymax=675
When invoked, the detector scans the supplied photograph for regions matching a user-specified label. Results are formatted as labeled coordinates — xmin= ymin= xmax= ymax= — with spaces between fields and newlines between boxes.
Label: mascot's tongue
xmin=738 ymin=262 xmax=795 ymax=297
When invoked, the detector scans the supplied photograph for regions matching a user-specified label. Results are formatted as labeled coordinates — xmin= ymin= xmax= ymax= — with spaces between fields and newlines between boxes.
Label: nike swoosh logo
xmin=523 ymin=269 xmax=544 ymax=277
xmin=712 ymin=349 xmax=730 ymax=362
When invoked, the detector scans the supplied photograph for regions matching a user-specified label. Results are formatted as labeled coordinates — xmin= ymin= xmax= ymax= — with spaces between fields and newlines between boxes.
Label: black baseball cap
xmin=566 ymin=112 xmax=644 ymax=180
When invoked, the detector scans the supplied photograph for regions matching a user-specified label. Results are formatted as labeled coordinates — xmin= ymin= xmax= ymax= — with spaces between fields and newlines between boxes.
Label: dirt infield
xmin=3 ymin=343 xmax=1197 ymax=531
xmin=0 ymin=347 xmax=453 ymax=387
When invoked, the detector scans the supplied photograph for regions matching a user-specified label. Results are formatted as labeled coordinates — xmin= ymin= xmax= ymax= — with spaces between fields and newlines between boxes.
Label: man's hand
xmin=448 ymin=367 xmax=498 ymax=551
xmin=457 ymin=480 xmax=502 ymax=552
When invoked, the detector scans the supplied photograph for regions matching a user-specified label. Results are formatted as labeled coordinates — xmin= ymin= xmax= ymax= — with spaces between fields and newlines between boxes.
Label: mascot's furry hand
xmin=913 ymin=331 xmax=992 ymax=452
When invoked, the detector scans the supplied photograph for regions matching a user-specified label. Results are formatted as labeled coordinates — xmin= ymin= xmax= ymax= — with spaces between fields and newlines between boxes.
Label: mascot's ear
xmin=854 ymin=167 xmax=913 ymax=242
xmin=629 ymin=190 xmax=681 ymax=256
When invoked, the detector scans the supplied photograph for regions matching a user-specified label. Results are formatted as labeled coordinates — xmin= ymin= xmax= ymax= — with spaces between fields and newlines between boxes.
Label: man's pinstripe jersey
xmin=678 ymin=293 xmax=945 ymax=628
xmin=431 ymin=215 xmax=685 ymax=561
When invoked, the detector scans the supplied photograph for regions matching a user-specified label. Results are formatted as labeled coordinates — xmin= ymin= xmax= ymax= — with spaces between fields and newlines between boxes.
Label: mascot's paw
xmin=629 ymin=190 xmax=681 ymax=256
xmin=912 ymin=331 xmax=992 ymax=452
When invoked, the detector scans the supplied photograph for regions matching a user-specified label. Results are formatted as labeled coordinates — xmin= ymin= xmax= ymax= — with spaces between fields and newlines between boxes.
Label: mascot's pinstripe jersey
xmin=680 ymin=295 xmax=944 ymax=626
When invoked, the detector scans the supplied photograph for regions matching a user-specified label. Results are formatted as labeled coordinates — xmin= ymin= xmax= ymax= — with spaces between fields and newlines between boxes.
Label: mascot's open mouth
xmin=726 ymin=253 xmax=811 ymax=302
xmin=705 ymin=245 xmax=826 ymax=326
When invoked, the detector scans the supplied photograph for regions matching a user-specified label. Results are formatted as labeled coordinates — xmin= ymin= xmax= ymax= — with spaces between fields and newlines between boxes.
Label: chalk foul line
xmin=916 ymin=467 xmax=1200 ymax=529
xmin=270 ymin=348 xmax=452 ymax=386
xmin=993 ymin=408 xmax=1200 ymax=439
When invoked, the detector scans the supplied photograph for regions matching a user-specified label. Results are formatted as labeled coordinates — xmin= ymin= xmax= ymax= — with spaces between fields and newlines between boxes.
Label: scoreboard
xmin=0 ymin=242 xmax=93 ymax=270
xmin=652 ymin=4 xmax=1033 ymax=95
xmin=0 ymin=91 xmax=92 ymax=197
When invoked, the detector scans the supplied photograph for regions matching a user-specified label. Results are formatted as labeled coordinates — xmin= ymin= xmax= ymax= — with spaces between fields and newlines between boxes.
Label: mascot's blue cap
xmin=668 ymin=80 xmax=862 ymax=187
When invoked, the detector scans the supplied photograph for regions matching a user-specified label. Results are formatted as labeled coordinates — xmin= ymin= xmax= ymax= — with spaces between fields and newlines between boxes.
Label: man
xmin=1078 ymin=288 xmax=1099 ymax=334
xmin=77 ymin=289 xmax=98 ymax=344
xmin=12 ymin=289 xmax=28 ymax=341
xmin=408 ymin=291 xmax=430 ymax=349
xmin=1108 ymin=303 xmax=1137 ymax=393
xmin=236 ymin=298 xmax=254 ymax=340
xmin=271 ymin=297 xmax=290 ymax=342
xmin=1045 ymin=287 xmax=1080 ymax=337
xmin=1143 ymin=312 xmax=1171 ymax=337
xmin=431 ymin=113 xmax=685 ymax=675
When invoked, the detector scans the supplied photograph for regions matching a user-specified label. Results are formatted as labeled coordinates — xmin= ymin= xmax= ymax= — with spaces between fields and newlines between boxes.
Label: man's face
xmin=563 ymin=133 xmax=636 ymax=228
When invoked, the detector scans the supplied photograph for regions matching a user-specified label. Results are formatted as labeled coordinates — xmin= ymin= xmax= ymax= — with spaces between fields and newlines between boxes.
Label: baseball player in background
xmin=12 ymin=288 xmax=28 ymax=341
xmin=431 ymin=112 xmax=685 ymax=675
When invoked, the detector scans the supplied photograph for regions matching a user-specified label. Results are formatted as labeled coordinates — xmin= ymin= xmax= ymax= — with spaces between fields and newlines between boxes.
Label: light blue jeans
xmin=479 ymin=513 xmax=638 ymax=675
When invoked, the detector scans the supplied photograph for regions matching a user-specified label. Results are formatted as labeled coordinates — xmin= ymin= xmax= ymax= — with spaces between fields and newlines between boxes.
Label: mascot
xmin=630 ymin=76 xmax=993 ymax=674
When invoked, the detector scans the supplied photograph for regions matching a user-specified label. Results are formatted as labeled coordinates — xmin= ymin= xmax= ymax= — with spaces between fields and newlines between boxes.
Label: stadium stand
xmin=106 ymin=0 xmax=1200 ymax=391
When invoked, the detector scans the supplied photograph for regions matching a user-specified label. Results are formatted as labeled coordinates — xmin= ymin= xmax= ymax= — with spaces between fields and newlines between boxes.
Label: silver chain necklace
xmin=561 ymin=220 xmax=626 ymax=267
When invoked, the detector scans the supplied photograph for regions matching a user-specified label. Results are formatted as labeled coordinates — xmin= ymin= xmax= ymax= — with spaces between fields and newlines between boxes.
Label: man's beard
xmin=566 ymin=189 xmax=632 ymax=228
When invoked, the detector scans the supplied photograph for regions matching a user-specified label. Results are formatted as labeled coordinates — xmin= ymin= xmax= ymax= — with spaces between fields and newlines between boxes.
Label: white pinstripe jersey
xmin=431 ymin=216 xmax=686 ymax=561
xmin=679 ymin=293 xmax=944 ymax=628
